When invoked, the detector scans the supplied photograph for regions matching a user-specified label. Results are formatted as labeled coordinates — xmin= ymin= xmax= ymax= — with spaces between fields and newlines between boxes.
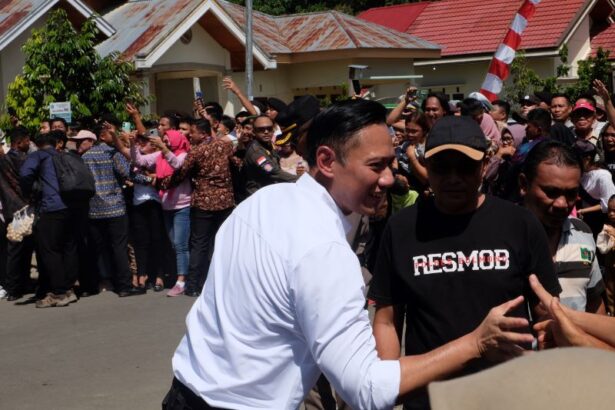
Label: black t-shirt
xmin=369 ymin=195 xmax=560 ymax=372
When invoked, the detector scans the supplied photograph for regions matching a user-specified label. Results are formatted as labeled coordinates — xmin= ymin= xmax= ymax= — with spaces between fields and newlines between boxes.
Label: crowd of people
xmin=0 ymin=77 xmax=310 ymax=307
xmin=1 ymin=72 xmax=615 ymax=407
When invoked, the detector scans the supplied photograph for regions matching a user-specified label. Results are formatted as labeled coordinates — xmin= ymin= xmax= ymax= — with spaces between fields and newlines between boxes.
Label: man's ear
xmin=314 ymin=145 xmax=337 ymax=179
xmin=519 ymin=172 xmax=529 ymax=197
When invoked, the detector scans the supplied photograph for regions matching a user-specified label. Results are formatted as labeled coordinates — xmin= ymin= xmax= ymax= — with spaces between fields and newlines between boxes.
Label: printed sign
xmin=49 ymin=102 xmax=72 ymax=124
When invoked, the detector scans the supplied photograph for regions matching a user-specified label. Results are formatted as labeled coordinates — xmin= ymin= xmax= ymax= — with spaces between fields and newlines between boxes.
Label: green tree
xmin=6 ymin=9 xmax=147 ymax=130
xmin=502 ymin=50 xmax=546 ymax=102
xmin=565 ymin=47 xmax=612 ymax=101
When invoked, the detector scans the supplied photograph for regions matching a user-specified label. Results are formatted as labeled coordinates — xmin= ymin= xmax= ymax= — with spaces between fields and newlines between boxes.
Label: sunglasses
xmin=254 ymin=126 xmax=274 ymax=133
xmin=603 ymin=132 xmax=615 ymax=139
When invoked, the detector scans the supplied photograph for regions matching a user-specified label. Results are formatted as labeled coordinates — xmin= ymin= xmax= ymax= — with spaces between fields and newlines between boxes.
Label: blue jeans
xmin=163 ymin=207 xmax=190 ymax=277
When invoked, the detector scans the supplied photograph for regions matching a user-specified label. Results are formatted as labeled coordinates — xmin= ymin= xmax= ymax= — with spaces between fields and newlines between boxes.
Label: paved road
xmin=0 ymin=291 xmax=195 ymax=410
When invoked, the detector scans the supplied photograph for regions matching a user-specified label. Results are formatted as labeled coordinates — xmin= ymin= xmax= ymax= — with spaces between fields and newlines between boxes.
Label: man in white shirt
xmin=166 ymin=100 xmax=536 ymax=410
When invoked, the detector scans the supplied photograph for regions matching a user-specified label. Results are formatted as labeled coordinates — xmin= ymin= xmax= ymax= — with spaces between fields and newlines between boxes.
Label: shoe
xmin=66 ymin=289 xmax=78 ymax=304
xmin=166 ymin=282 xmax=185 ymax=297
xmin=7 ymin=294 xmax=23 ymax=302
xmin=0 ymin=287 xmax=7 ymax=299
xmin=35 ymin=293 xmax=70 ymax=308
xmin=184 ymin=289 xmax=201 ymax=298
xmin=117 ymin=286 xmax=146 ymax=297
xmin=153 ymin=284 xmax=164 ymax=292
xmin=79 ymin=290 xmax=99 ymax=298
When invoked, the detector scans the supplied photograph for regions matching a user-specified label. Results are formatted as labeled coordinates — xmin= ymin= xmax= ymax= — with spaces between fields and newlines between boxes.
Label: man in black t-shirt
xmin=369 ymin=116 xmax=561 ymax=410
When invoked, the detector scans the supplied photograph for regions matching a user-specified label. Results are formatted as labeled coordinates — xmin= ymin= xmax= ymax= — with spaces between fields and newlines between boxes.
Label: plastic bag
xmin=6 ymin=206 xmax=35 ymax=242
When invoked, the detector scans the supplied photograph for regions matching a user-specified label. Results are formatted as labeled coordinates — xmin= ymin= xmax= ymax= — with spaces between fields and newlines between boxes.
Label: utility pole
xmin=245 ymin=0 xmax=254 ymax=100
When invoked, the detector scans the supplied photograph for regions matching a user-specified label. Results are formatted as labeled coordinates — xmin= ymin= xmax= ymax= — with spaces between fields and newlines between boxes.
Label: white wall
xmin=0 ymin=18 xmax=45 ymax=103
xmin=155 ymin=74 xmax=221 ymax=115
xmin=415 ymin=57 xmax=558 ymax=99
xmin=565 ymin=14 xmax=592 ymax=78
xmin=154 ymin=23 xmax=230 ymax=70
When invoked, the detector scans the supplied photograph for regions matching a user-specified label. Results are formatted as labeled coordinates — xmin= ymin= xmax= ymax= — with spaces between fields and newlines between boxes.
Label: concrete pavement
xmin=0 ymin=290 xmax=195 ymax=410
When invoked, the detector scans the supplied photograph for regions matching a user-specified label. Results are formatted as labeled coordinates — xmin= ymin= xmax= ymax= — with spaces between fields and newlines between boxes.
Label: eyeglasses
xmin=254 ymin=126 xmax=273 ymax=133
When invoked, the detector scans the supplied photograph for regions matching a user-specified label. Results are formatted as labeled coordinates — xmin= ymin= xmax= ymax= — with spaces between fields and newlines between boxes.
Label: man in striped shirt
xmin=521 ymin=139 xmax=605 ymax=313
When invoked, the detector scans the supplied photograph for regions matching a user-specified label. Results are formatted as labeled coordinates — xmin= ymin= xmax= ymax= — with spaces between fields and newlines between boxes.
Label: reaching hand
xmin=125 ymin=103 xmax=140 ymax=118
xmin=593 ymin=79 xmax=611 ymax=102
xmin=223 ymin=76 xmax=239 ymax=94
xmin=405 ymin=86 xmax=418 ymax=103
xmin=148 ymin=136 xmax=166 ymax=151
xmin=529 ymin=274 xmax=592 ymax=349
xmin=471 ymin=296 xmax=534 ymax=363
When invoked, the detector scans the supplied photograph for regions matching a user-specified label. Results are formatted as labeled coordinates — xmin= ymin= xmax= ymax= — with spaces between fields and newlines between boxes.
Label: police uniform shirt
xmin=244 ymin=140 xmax=297 ymax=195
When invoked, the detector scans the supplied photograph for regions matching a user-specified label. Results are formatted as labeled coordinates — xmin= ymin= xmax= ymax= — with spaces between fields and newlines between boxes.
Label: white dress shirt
xmin=172 ymin=174 xmax=400 ymax=409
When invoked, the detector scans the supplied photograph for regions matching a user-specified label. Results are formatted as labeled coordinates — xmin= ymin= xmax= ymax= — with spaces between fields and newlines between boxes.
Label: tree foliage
xmin=503 ymin=47 xmax=612 ymax=104
xmin=227 ymin=0 xmax=419 ymax=15
xmin=6 ymin=9 xmax=148 ymax=130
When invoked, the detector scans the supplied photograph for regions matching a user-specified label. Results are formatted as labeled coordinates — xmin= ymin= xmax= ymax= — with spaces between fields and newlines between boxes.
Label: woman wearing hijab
xmin=483 ymin=124 xmax=525 ymax=197
xmin=120 ymin=129 xmax=193 ymax=296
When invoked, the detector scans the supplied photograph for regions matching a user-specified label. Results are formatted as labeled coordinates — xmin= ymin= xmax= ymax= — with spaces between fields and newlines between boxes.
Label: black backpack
xmin=50 ymin=151 xmax=96 ymax=202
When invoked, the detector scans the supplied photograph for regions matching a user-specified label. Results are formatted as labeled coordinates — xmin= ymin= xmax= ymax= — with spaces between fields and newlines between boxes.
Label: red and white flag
xmin=480 ymin=0 xmax=542 ymax=101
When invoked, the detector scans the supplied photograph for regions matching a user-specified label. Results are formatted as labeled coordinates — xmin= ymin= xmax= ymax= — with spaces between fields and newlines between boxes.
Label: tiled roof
xmin=97 ymin=0 xmax=439 ymax=63
xmin=0 ymin=0 xmax=114 ymax=51
xmin=360 ymin=0 xmax=589 ymax=57
xmin=96 ymin=0 xmax=202 ymax=59
xmin=356 ymin=2 xmax=429 ymax=33
xmin=591 ymin=22 xmax=615 ymax=58
xmin=210 ymin=0 xmax=440 ymax=55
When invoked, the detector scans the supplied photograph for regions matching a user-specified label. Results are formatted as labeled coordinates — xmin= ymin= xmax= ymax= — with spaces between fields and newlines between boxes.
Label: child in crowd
xmin=596 ymin=194 xmax=615 ymax=315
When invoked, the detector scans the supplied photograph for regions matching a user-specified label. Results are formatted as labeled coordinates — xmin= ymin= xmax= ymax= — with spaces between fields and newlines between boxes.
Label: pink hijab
xmin=156 ymin=130 xmax=190 ymax=179
xmin=481 ymin=113 xmax=502 ymax=145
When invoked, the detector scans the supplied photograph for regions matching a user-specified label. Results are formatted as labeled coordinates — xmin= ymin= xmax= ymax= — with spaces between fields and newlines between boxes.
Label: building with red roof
xmin=93 ymin=0 xmax=439 ymax=115
xmin=359 ymin=0 xmax=615 ymax=100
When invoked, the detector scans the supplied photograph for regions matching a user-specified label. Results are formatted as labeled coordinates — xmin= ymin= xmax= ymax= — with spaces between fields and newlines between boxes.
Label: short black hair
xmin=35 ymin=130 xmax=65 ymax=148
xmin=305 ymin=99 xmax=386 ymax=167
xmin=179 ymin=116 xmax=194 ymax=126
xmin=527 ymin=108 xmax=552 ymax=133
xmin=50 ymin=117 xmax=68 ymax=129
xmin=522 ymin=139 xmax=581 ymax=183
xmin=492 ymin=100 xmax=511 ymax=117
xmin=9 ymin=126 xmax=30 ymax=144
xmin=550 ymin=93 xmax=571 ymax=105
xmin=235 ymin=111 xmax=250 ymax=121
xmin=204 ymin=101 xmax=223 ymax=116
xmin=99 ymin=113 xmax=121 ymax=128
xmin=421 ymin=92 xmax=452 ymax=116
xmin=221 ymin=115 xmax=236 ymax=132
xmin=459 ymin=98 xmax=484 ymax=117
xmin=161 ymin=112 xmax=180 ymax=129
xmin=193 ymin=119 xmax=212 ymax=135
xmin=209 ymin=110 xmax=222 ymax=123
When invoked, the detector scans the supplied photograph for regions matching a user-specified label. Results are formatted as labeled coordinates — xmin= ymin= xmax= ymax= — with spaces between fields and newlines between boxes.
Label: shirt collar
xmin=297 ymin=173 xmax=353 ymax=235
xmin=561 ymin=218 xmax=573 ymax=233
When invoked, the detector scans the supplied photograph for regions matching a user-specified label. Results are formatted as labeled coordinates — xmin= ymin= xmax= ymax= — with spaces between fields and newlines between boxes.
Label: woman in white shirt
xmin=575 ymin=139 xmax=615 ymax=237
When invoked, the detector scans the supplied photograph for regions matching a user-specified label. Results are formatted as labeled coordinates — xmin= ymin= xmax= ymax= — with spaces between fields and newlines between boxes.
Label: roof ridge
xmin=329 ymin=11 xmax=359 ymax=48
xmin=359 ymin=0 xmax=431 ymax=14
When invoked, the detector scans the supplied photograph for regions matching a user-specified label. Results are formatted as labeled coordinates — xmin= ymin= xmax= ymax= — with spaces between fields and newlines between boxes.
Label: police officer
xmin=244 ymin=114 xmax=297 ymax=195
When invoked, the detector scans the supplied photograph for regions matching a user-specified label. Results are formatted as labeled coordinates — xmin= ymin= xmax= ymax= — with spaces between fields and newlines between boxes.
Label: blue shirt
xmin=20 ymin=148 xmax=67 ymax=214
xmin=82 ymin=142 xmax=129 ymax=219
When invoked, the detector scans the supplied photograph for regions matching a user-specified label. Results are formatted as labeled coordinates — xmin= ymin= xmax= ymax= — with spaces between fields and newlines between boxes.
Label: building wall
xmin=415 ymin=57 xmax=558 ymax=100
xmin=0 ymin=18 xmax=45 ymax=103
xmin=566 ymin=14 xmax=592 ymax=78
xmin=154 ymin=23 xmax=231 ymax=70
